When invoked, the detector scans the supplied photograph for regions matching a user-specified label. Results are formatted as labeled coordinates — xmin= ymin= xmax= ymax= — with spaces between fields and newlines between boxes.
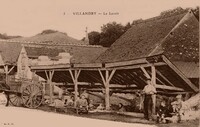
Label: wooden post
xmin=69 ymin=70 xmax=81 ymax=108
xmin=45 ymin=70 xmax=54 ymax=103
xmin=151 ymin=65 xmax=156 ymax=115
xmin=4 ymin=65 xmax=8 ymax=84
xmin=99 ymin=69 xmax=116 ymax=110
xmin=49 ymin=71 xmax=53 ymax=103
xmin=105 ymin=70 xmax=110 ymax=110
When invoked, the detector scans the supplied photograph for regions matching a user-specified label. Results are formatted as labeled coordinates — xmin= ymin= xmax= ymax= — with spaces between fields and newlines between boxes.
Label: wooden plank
xmin=105 ymin=58 xmax=147 ymax=68
xmin=31 ymin=64 xmax=71 ymax=70
xmin=73 ymin=63 xmax=102 ymax=68
xmin=106 ymin=62 xmax=166 ymax=70
xmin=155 ymin=84 xmax=184 ymax=91
xmin=162 ymin=55 xmax=198 ymax=92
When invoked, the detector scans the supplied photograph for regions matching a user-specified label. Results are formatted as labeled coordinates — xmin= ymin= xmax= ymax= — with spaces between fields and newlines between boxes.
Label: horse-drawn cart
xmin=0 ymin=74 xmax=43 ymax=108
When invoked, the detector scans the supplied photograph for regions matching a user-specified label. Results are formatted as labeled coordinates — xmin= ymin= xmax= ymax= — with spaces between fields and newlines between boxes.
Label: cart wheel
xmin=22 ymin=84 xmax=43 ymax=108
xmin=9 ymin=93 xmax=23 ymax=107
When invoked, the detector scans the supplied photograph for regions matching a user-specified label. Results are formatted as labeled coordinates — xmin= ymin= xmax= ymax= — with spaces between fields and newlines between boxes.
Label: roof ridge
xmin=24 ymin=43 xmax=104 ymax=48
xmin=132 ymin=9 xmax=188 ymax=26
xmin=0 ymin=39 xmax=104 ymax=48
xmin=148 ymin=11 xmax=191 ymax=56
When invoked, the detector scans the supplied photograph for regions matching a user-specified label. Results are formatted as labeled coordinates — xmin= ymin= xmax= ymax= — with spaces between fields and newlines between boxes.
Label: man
xmin=142 ymin=78 xmax=157 ymax=120
xmin=76 ymin=94 xmax=88 ymax=114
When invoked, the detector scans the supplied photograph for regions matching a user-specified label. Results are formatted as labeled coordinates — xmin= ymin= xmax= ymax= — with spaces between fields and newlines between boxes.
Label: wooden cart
xmin=0 ymin=74 xmax=43 ymax=108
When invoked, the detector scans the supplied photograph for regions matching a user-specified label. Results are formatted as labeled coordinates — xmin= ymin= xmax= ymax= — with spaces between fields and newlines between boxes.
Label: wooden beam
xmin=146 ymin=69 xmax=166 ymax=86
xmin=108 ymin=69 xmax=116 ymax=83
xmin=4 ymin=65 xmax=8 ymax=84
xmin=98 ymin=70 xmax=106 ymax=85
xmin=31 ymin=64 xmax=71 ymax=70
xmin=140 ymin=67 xmax=151 ymax=79
xmin=73 ymin=63 xmax=102 ymax=68
xmin=7 ymin=66 xmax=15 ymax=74
xmin=162 ymin=55 xmax=198 ymax=92
xmin=105 ymin=58 xmax=147 ymax=68
xmin=45 ymin=70 xmax=50 ymax=81
xmin=69 ymin=69 xmax=81 ymax=107
xmin=98 ymin=69 xmax=116 ymax=110
xmin=156 ymin=70 xmax=175 ymax=87
xmin=151 ymin=65 xmax=156 ymax=115
xmin=155 ymin=84 xmax=184 ymax=91
xmin=49 ymin=70 xmax=54 ymax=103
xmin=105 ymin=70 xmax=110 ymax=110
xmin=106 ymin=62 xmax=166 ymax=70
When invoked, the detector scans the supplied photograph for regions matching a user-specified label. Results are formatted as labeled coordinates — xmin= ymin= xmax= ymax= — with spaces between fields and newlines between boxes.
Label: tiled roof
xmin=173 ymin=61 xmax=199 ymax=78
xmin=0 ymin=41 xmax=22 ymax=65
xmin=25 ymin=44 xmax=107 ymax=64
xmin=96 ymin=10 xmax=198 ymax=63
xmin=24 ymin=46 xmax=65 ymax=58
xmin=150 ymin=11 xmax=199 ymax=62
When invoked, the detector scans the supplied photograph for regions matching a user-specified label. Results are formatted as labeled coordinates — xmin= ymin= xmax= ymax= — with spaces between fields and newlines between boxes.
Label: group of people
xmin=51 ymin=78 xmax=183 ymax=123
xmin=142 ymin=78 xmax=183 ymax=123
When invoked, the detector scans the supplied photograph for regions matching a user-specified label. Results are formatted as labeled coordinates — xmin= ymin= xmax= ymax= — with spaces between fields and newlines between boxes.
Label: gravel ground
xmin=0 ymin=107 xmax=156 ymax=127
xmin=0 ymin=106 xmax=199 ymax=127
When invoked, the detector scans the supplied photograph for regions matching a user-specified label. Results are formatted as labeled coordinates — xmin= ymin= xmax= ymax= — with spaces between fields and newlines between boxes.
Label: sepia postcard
xmin=0 ymin=0 xmax=199 ymax=127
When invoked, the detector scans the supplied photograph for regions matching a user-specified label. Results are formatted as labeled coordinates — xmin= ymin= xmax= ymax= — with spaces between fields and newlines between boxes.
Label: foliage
xmin=0 ymin=33 xmax=21 ymax=39
xmin=88 ymin=31 xmax=100 ymax=45
xmin=38 ymin=29 xmax=65 ymax=35
xmin=88 ymin=22 xmax=131 ymax=47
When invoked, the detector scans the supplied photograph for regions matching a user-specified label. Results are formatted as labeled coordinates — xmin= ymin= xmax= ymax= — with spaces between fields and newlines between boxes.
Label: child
xmin=171 ymin=94 xmax=183 ymax=123
xmin=157 ymin=100 xmax=171 ymax=123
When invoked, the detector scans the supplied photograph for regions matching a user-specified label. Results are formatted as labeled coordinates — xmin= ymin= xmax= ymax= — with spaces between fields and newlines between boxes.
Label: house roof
xmin=0 ymin=41 xmax=22 ymax=65
xmin=62 ymin=45 xmax=108 ymax=64
xmin=173 ymin=61 xmax=199 ymax=78
xmin=24 ymin=44 xmax=108 ymax=64
xmin=150 ymin=11 xmax=199 ymax=62
xmin=96 ymin=10 xmax=198 ymax=63
xmin=11 ymin=32 xmax=88 ymax=45
xmin=24 ymin=46 xmax=65 ymax=58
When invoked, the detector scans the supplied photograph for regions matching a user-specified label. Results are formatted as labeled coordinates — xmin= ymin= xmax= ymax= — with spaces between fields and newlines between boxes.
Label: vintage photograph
xmin=0 ymin=0 xmax=199 ymax=127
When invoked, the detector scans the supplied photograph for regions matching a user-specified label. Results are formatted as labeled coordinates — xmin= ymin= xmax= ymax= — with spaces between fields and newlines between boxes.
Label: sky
xmin=0 ymin=0 xmax=199 ymax=40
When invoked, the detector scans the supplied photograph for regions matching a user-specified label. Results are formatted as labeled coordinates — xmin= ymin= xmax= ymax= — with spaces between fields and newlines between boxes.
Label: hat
xmin=80 ymin=94 xmax=86 ymax=97
xmin=176 ymin=94 xmax=182 ymax=99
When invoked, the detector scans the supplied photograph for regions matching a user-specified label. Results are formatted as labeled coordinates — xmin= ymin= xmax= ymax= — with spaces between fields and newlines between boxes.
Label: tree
xmin=99 ymin=22 xmax=125 ymax=47
xmin=39 ymin=29 xmax=58 ymax=35
xmin=88 ymin=31 xmax=100 ymax=45
xmin=124 ymin=22 xmax=132 ymax=31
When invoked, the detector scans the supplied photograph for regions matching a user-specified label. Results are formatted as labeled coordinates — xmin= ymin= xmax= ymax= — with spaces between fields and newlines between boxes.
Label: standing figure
xmin=142 ymin=78 xmax=157 ymax=121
